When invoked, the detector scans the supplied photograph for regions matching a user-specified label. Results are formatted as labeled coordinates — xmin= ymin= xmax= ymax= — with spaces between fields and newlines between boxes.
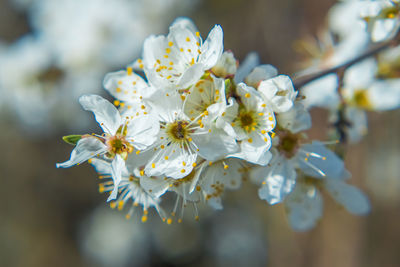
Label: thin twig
xmin=293 ymin=38 xmax=396 ymax=89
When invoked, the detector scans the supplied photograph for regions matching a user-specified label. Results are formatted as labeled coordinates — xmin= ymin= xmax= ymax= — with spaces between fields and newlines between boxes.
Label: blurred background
xmin=0 ymin=0 xmax=399 ymax=266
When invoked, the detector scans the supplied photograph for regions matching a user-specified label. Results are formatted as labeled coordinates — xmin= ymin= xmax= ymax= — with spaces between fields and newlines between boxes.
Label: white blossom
xmin=137 ymin=17 xmax=223 ymax=90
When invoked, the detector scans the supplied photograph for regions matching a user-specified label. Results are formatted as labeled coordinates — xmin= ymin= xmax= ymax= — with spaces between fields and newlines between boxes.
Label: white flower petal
xmin=211 ymin=51 xmax=237 ymax=77
xmin=372 ymin=19 xmax=397 ymax=42
xmin=234 ymin=51 xmax=260 ymax=83
xmin=258 ymin=75 xmax=297 ymax=113
xmin=171 ymin=17 xmax=198 ymax=33
xmin=193 ymin=128 xmax=238 ymax=161
xmin=244 ymin=64 xmax=278 ymax=88
xmin=256 ymin=154 xmax=297 ymax=205
xmin=297 ymin=141 xmax=347 ymax=179
xmin=56 ymin=137 xmax=107 ymax=168
xmin=177 ymin=63 xmax=205 ymax=89
xmin=145 ymin=146 xmax=197 ymax=179
xmin=300 ymin=74 xmax=340 ymax=109
xmin=230 ymin=134 xmax=272 ymax=166
xmin=79 ymin=94 xmax=122 ymax=134
xmin=343 ymin=58 xmax=377 ymax=91
xmin=199 ymin=25 xmax=224 ymax=69
xmin=108 ymin=154 xmax=125 ymax=201
xmin=277 ymin=102 xmax=312 ymax=133
xmin=368 ymin=79 xmax=400 ymax=110
xmin=343 ymin=107 xmax=368 ymax=143
xmin=324 ymin=179 xmax=370 ymax=215
xmin=140 ymin=176 xmax=170 ymax=198
xmin=103 ymin=70 xmax=153 ymax=102
xmin=285 ymin=183 xmax=323 ymax=231
xmin=126 ymin=114 xmax=159 ymax=150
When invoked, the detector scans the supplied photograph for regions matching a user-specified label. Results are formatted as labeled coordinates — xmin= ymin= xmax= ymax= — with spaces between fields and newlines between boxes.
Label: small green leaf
xmin=62 ymin=135 xmax=82 ymax=145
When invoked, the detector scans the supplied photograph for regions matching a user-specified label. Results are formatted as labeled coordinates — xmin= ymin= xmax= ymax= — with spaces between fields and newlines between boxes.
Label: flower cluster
xmin=58 ymin=17 xmax=374 ymax=231
xmin=297 ymin=0 xmax=400 ymax=143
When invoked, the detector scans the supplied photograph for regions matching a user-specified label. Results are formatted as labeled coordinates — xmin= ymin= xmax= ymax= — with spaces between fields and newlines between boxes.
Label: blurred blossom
xmin=301 ymin=57 xmax=400 ymax=143
xmin=29 ymin=0 xmax=197 ymax=71
xmin=79 ymin=206 xmax=151 ymax=267
xmin=0 ymin=0 xmax=198 ymax=135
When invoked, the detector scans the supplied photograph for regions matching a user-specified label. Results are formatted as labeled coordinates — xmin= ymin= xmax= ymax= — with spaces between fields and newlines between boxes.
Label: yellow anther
xmin=117 ymin=80 xmax=123 ymax=85
xmin=168 ymin=41 xmax=174 ymax=47
xmin=110 ymin=202 xmax=117 ymax=209
xmin=188 ymin=137 xmax=193 ymax=142
xmin=261 ymin=103 xmax=266 ymax=107
xmin=182 ymin=161 xmax=186 ymax=166
xmin=113 ymin=100 xmax=120 ymax=106
xmin=140 ymin=170 xmax=145 ymax=176
xmin=196 ymin=185 xmax=201 ymax=191
xmin=209 ymin=161 xmax=213 ymax=166
xmin=169 ymin=61 xmax=174 ymax=65
xmin=139 ymin=64 xmax=144 ymax=69
xmin=117 ymin=201 xmax=124 ymax=211
xmin=271 ymin=132 xmax=276 ymax=138
xmin=245 ymin=93 xmax=251 ymax=98
xmin=125 ymin=214 xmax=131 ymax=220
xmin=164 ymin=156 xmax=169 ymax=160
xmin=322 ymin=157 xmax=327 ymax=160
xmin=136 ymin=150 xmax=141 ymax=155
xmin=186 ymin=37 xmax=191 ymax=42
xmin=269 ymin=117 xmax=274 ymax=121
xmin=88 ymin=158 xmax=93 ymax=164
xmin=261 ymin=130 xmax=266 ymax=134
xmin=152 ymin=163 xmax=156 ymax=168
xmin=192 ymin=162 xmax=197 ymax=167
xmin=195 ymin=32 xmax=200 ymax=37
xmin=161 ymin=145 xmax=165 ymax=149
xmin=248 ymin=138 xmax=253 ymax=143
xmin=141 ymin=105 xmax=146 ymax=109
xmin=98 ymin=185 xmax=104 ymax=193
xmin=224 ymin=165 xmax=229 ymax=170
xmin=127 ymin=67 xmax=133 ymax=75
xmin=180 ymin=95 xmax=186 ymax=101
xmin=258 ymin=112 xmax=264 ymax=116
xmin=180 ymin=48 xmax=184 ymax=52
xmin=166 ymin=48 xmax=171 ymax=54
xmin=116 ymin=87 xmax=122 ymax=93
xmin=180 ymin=169 xmax=186 ymax=173
xmin=178 ymin=219 xmax=183 ymax=223
xmin=141 ymin=215 xmax=148 ymax=223
xmin=195 ymin=216 xmax=199 ymax=221
xmin=166 ymin=75 xmax=172 ymax=79
xmin=167 ymin=218 xmax=172 ymax=224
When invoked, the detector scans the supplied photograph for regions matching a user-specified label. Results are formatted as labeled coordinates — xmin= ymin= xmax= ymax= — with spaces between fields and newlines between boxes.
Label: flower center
xmin=277 ymin=131 xmax=301 ymax=158
xmin=353 ymin=89 xmax=372 ymax=109
xmin=106 ymin=135 xmax=133 ymax=158
xmin=238 ymin=110 xmax=257 ymax=133
xmin=166 ymin=120 xmax=190 ymax=142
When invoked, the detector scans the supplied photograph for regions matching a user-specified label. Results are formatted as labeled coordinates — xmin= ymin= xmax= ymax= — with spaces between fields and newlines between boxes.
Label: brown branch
xmin=293 ymin=38 xmax=397 ymax=89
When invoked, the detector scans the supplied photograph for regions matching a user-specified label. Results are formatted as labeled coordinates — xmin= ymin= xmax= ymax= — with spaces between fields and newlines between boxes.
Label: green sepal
xmin=62 ymin=135 xmax=82 ymax=145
